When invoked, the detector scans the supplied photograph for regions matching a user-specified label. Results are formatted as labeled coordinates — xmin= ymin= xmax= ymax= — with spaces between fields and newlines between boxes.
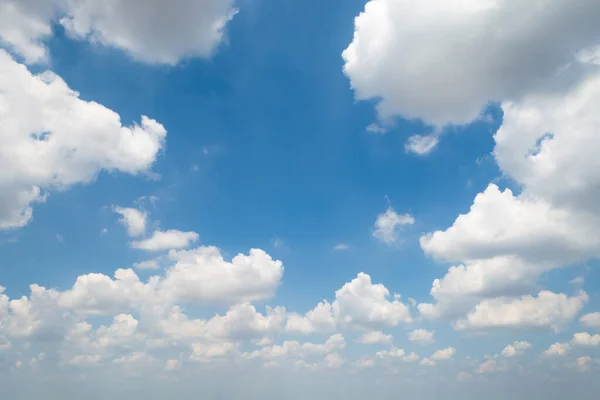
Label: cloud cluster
xmin=0 ymin=0 xmax=237 ymax=64
xmin=417 ymin=48 xmax=600 ymax=328
xmin=0 ymin=51 xmax=167 ymax=229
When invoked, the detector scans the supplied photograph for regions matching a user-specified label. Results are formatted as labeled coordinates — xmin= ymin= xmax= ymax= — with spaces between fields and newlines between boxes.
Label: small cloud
xmin=56 ymin=234 xmax=64 ymax=243
xmin=334 ymin=243 xmax=350 ymax=251
xmin=191 ymin=164 xmax=199 ymax=172
xmin=272 ymin=238 xmax=285 ymax=248
xmin=366 ymin=123 xmax=387 ymax=134
xmin=570 ymin=276 xmax=585 ymax=286
xmin=373 ymin=205 xmax=415 ymax=245
xmin=101 ymin=228 xmax=108 ymax=235
xmin=133 ymin=258 xmax=162 ymax=270
xmin=408 ymin=329 xmax=435 ymax=345
xmin=405 ymin=134 xmax=439 ymax=155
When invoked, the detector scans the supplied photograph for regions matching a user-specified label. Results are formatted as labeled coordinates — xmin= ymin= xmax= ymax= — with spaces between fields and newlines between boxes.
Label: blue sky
xmin=1 ymin=0 xmax=600 ymax=399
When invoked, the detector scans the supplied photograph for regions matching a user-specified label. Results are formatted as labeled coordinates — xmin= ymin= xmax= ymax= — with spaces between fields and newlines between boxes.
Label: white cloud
xmin=501 ymin=341 xmax=531 ymax=358
xmin=190 ymin=341 xmax=238 ymax=362
xmin=543 ymin=342 xmax=571 ymax=357
xmin=570 ymin=276 xmax=585 ymax=286
xmin=430 ymin=347 xmax=455 ymax=361
xmin=325 ymin=353 xmax=345 ymax=369
xmin=0 ymin=51 xmax=166 ymax=229
xmin=476 ymin=359 xmax=497 ymax=375
xmin=332 ymin=273 xmax=412 ymax=329
xmin=333 ymin=244 xmax=350 ymax=251
xmin=0 ymin=0 xmax=55 ymax=63
xmin=131 ymin=229 xmax=199 ymax=251
xmin=343 ymin=0 xmax=600 ymax=127
xmin=420 ymin=185 xmax=599 ymax=266
xmin=455 ymin=291 xmax=588 ymax=331
xmin=375 ymin=347 xmax=419 ymax=364
xmin=285 ymin=300 xmax=335 ymax=335
xmin=161 ymin=247 xmax=283 ymax=305
xmin=365 ymin=123 xmax=386 ymax=134
xmin=287 ymin=273 xmax=412 ymax=333
xmin=0 ymin=0 xmax=237 ymax=65
xmin=419 ymin=71 xmax=600 ymax=323
xmin=244 ymin=334 xmax=346 ymax=362
xmin=133 ymin=258 xmax=161 ymax=270
xmin=114 ymin=207 xmax=147 ymax=237
xmin=405 ymin=135 xmax=439 ymax=155
xmin=356 ymin=331 xmax=393 ymax=345
xmin=373 ymin=207 xmax=414 ymax=245
xmin=408 ymin=329 xmax=435 ymax=345
xmin=572 ymin=332 xmax=600 ymax=347
xmin=419 ymin=357 xmax=435 ymax=367
xmin=576 ymin=356 xmax=593 ymax=372
xmin=581 ymin=312 xmax=600 ymax=329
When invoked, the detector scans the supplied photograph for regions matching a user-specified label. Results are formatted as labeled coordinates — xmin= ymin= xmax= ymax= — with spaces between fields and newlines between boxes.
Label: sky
xmin=1 ymin=0 xmax=600 ymax=399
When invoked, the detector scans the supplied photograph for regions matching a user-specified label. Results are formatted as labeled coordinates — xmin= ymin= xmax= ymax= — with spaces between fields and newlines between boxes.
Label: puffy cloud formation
xmin=581 ymin=313 xmax=600 ymax=329
xmin=373 ymin=207 xmax=414 ymax=244
xmin=343 ymin=0 xmax=600 ymax=127
xmin=543 ymin=342 xmax=571 ymax=357
xmin=0 ymin=0 xmax=237 ymax=64
xmin=0 ymin=51 xmax=166 ymax=229
xmin=501 ymin=341 xmax=531 ymax=358
xmin=285 ymin=301 xmax=335 ymax=335
xmin=455 ymin=291 xmax=588 ymax=331
xmin=408 ymin=329 xmax=435 ymax=345
xmin=430 ymin=347 xmax=455 ymax=361
xmin=160 ymin=247 xmax=283 ymax=304
xmin=572 ymin=333 xmax=600 ymax=347
xmin=333 ymin=273 xmax=412 ymax=329
xmin=131 ymin=229 xmax=199 ymax=251
xmin=114 ymin=207 xmax=147 ymax=237
xmin=419 ymin=64 xmax=600 ymax=325
xmin=476 ymin=359 xmax=497 ymax=375
xmin=356 ymin=330 xmax=393 ymax=345
xmin=287 ymin=273 xmax=411 ymax=333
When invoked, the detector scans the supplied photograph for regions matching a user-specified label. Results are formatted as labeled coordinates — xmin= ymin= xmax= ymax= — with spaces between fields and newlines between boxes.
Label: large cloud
xmin=343 ymin=0 xmax=600 ymax=127
xmin=288 ymin=273 xmax=412 ymax=333
xmin=0 ymin=51 xmax=166 ymax=229
xmin=419 ymin=71 xmax=600 ymax=323
xmin=454 ymin=291 xmax=589 ymax=331
xmin=0 ymin=0 xmax=237 ymax=64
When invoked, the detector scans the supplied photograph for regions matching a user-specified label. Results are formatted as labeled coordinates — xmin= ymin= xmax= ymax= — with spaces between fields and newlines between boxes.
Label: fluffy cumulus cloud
xmin=332 ymin=273 xmax=412 ymax=329
xmin=418 ymin=50 xmax=600 ymax=324
xmin=372 ymin=207 xmax=414 ymax=245
xmin=160 ymin=247 xmax=283 ymax=305
xmin=356 ymin=330 xmax=393 ymax=345
xmin=343 ymin=0 xmax=600 ymax=128
xmin=0 ymin=0 xmax=237 ymax=64
xmin=581 ymin=312 xmax=600 ymax=329
xmin=285 ymin=301 xmax=335 ymax=335
xmin=407 ymin=329 xmax=435 ymax=345
xmin=287 ymin=273 xmax=411 ymax=334
xmin=455 ymin=291 xmax=588 ymax=331
xmin=543 ymin=342 xmax=571 ymax=357
xmin=114 ymin=206 xmax=147 ymax=237
xmin=572 ymin=333 xmax=600 ymax=347
xmin=0 ymin=50 xmax=166 ymax=229
xmin=501 ymin=341 xmax=531 ymax=358
xmin=430 ymin=347 xmax=455 ymax=361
